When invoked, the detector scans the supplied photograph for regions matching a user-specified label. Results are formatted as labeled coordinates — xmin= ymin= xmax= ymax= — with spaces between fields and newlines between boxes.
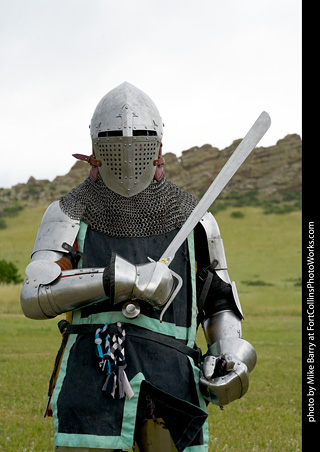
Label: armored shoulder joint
xmin=31 ymin=201 xmax=80 ymax=262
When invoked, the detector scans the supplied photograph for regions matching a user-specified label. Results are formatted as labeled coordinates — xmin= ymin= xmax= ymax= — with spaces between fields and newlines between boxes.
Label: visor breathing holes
xmin=96 ymin=142 xmax=124 ymax=180
xmin=95 ymin=138 xmax=159 ymax=188
xmin=133 ymin=142 xmax=158 ymax=180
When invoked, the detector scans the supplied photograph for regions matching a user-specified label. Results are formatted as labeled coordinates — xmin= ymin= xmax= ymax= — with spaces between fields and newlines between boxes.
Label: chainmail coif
xmin=59 ymin=176 xmax=197 ymax=238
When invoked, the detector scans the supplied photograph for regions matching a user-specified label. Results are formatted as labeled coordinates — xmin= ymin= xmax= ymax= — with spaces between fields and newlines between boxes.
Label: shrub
xmin=230 ymin=211 xmax=245 ymax=219
xmin=241 ymin=279 xmax=274 ymax=286
xmin=0 ymin=218 xmax=7 ymax=229
xmin=0 ymin=205 xmax=24 ymax=218
xmin=0 ymin=259 xmax=23 ymax=284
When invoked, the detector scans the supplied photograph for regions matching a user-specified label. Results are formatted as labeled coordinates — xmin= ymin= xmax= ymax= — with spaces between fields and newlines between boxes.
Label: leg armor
xmin=135 ymin=419 xmax=177 ymax=452
xmin=196 ymin=212 xmax=257 ymax=406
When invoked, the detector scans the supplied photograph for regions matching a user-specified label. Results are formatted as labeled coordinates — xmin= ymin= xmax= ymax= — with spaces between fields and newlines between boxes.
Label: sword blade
xmin=160 ymin=111 xmax=271 ymax=264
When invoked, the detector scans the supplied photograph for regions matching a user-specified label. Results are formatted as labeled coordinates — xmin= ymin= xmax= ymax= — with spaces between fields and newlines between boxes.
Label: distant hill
xmin=0 ymin=134 xmax=301 ymax=209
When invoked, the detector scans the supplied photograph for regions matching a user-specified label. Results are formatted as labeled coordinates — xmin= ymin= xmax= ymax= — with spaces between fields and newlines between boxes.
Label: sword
xmin=160 ymin=111 xmax=271 ymax=266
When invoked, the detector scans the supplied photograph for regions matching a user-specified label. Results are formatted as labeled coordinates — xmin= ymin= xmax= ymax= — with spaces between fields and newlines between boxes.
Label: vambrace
xmin=197 ymin=212 xmax=243 ymax=320
xmin=20 ymin=256 xmax=176 ymax=320
xmin=20 ymin=260 xmax=108 ymax=319
xmin=197 ymin=212 xmax=257 ymax=406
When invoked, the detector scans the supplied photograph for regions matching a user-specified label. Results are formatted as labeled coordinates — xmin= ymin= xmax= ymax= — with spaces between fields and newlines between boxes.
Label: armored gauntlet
xmin=199 ymin=311 xmax=257 ymax=406
xmin=110 ymin=254 xmax=174 ymax=307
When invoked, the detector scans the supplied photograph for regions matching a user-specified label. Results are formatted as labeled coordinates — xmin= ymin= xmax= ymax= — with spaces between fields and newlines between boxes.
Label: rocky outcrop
xmin=164 ymin=134 xmax=302 ymax=199
xmin=0 ymin=134 xmax=301 ymax=207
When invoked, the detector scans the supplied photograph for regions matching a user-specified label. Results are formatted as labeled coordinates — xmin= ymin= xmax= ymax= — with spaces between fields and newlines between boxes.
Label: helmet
xmin=90 ymin=82 xmax=164 ymax=197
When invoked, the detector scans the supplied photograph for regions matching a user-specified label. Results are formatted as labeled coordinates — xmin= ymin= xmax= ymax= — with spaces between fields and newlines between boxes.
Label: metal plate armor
xmin=31 ymin=201 xmax=80 ymax=258
xmin=90 ymin=82 xmax=163 ymax=197
xmin=198 ymin=211 xmax=244 ymax=319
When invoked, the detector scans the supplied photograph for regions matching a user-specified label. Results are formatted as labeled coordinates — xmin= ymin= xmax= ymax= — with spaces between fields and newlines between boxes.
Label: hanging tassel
xmin=154 ymin=143 xmax=165 ymax=181
xmin=72 ymin=153 xmax=101 ymax=181
xmin=102 ymin=371 xmax=117 ymax=398
xmin=95 ymin=322 xmax=134 ymax=399
xmin=118 ymin=364 xmax=134 ymax=399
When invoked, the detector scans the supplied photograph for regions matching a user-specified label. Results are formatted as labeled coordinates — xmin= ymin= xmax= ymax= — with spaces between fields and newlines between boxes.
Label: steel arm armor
xmin=197 ymin=212 xmax=257 ymax=406
xmin=21 ymin=263 xmax=107 ymax=319
xmin=20 ymin=201 xmax=107 ymax=319
xmin=20 ymin=202 xmax=175 ymax=320
xmin=197 ymin=211 xmax=243 ymax=320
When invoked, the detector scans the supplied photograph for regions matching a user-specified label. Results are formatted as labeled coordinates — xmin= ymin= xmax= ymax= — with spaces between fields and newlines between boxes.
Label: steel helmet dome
xmin=90 ymin=82 xmax=164 ymax=197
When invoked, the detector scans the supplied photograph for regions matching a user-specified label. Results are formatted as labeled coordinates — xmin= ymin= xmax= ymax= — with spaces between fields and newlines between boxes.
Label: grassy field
xmin=0 ymin=204 xmax=302 ymax=452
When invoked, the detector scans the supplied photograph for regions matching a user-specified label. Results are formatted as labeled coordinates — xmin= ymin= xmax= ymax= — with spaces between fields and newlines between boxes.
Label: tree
xmin=0 ymin=259 xmax=23 ymax=284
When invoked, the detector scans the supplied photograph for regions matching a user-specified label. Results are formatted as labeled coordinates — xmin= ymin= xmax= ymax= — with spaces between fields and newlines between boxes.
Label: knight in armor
xmin=20 ymin=82 xmax=256 ymax=452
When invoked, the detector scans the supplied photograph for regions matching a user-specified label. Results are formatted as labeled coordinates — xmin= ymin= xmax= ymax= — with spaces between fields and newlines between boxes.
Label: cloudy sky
xmin=0 ymin=0 xmax=301 ymax=188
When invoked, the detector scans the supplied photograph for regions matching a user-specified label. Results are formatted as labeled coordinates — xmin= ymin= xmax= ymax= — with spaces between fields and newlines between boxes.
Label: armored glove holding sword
xmin=21 ymin=82 xmax=270 ymax=452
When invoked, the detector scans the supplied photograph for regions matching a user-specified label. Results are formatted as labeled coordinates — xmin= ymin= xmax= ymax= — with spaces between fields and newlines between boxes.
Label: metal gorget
xmin=59 ymin=176 xmax=197 ymax=238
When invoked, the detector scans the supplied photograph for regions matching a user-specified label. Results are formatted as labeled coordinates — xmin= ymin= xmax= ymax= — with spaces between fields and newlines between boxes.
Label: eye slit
xmin=133 ymin=130 xmax=157 ymax=136
xmin=98 ymin=131 xmax=123 ymax=137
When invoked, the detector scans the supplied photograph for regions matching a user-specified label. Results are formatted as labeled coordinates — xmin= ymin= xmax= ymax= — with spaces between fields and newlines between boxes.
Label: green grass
xmin=0 ymin=205 xmax=302 ymax=451
xmin=0 ymin=204 xmax=48 ymax=277
xmin=200 ymin=207 xmax=302 ymax=451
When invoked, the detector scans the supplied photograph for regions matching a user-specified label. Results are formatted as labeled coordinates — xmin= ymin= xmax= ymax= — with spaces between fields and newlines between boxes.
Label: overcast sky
xmin=0 ymin=0 xmax=301 ymax=189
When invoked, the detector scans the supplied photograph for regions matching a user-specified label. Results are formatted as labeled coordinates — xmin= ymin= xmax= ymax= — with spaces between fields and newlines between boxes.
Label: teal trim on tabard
xmin=53 ymin=373 xmax=145 ymax=450
xmin=187 ymin=356 xmax=209 ymax=452
xmin=184 ymin=444 xmax=209 ymax=452
xmin=72 ymin=310 xmax=189 ymax=340
xmin=77 ymin=221 xmax=88 ymax=254
xmin=120 ymin=373 xmax=145 ymax=447
xmin=51 ymin=333 xmax=78 ymax=444
xmin=76 ymin=220 xmax=88 ymax=268
xmin=71 ymin=308 xmax=82 ymax=324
